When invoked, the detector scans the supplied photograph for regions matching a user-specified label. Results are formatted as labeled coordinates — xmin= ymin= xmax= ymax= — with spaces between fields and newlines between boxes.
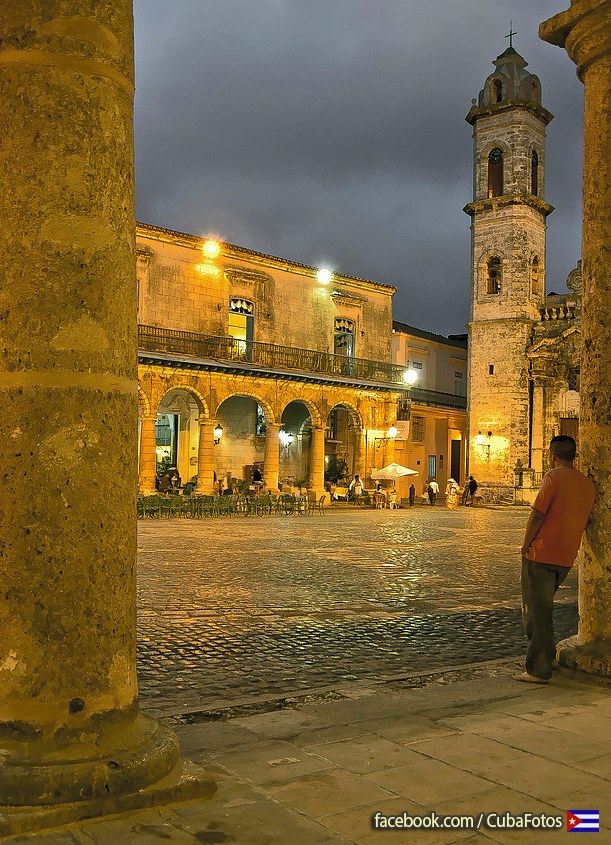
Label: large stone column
xmin=353 ymin=427 xmax=367 ymax=479
xmin=0 ymin=1 xmax=212 ymax=832
xmin=264 ymin=423 xmax=280 ymax=491
xmin=196 ymin=418 xmax=215 ymax=494
xmin=139 ymin=415 xmax=158 ymax=493
xmin=540 ymin=0 xmax=611 ymax=678
xmin=309 ymin=425 xmax=326 ymax=493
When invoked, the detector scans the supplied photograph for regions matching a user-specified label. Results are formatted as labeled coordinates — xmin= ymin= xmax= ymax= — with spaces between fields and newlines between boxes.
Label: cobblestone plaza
xmin=136 ymin=508 xmax=578 ymax=715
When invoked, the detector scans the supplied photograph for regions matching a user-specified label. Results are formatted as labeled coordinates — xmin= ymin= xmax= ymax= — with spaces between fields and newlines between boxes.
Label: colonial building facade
xmin=135 ymin=224 xmax=468 ymax=497
xmin=136 ymin=223 xmax=401 ymax=496
xmin=465 ymin=46 xmax=581 ymax=498
xmin=392 ymin=322 xmax=468 ymax=495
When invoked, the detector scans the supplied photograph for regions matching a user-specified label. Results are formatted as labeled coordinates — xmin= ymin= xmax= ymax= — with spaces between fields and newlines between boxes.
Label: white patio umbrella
xmin=371 ymin=462 xmax=419 ymax=480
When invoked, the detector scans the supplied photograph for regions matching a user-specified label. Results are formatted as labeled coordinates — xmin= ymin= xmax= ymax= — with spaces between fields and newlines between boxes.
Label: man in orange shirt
xmin=515 ymin=435 xmax=596 ymax=684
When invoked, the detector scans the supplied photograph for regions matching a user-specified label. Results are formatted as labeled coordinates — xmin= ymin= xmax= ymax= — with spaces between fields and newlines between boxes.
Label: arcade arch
xmin=279 ymin=400 xmax=313 ymax=486
xmin=156 ymin=387 xmax=206 ymax=484
xmin=325 ymin=402 xmax=363 ymax=483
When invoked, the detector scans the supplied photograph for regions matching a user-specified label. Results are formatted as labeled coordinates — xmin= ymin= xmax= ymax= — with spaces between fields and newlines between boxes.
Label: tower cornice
xmin=463 ymin=194 xmax=555 ymax=218
xmin=466 ymin=100 xmax=554 ymax=126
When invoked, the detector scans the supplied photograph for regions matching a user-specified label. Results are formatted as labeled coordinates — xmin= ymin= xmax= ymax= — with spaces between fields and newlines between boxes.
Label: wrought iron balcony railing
xmin=138 ymin=324 xmax=467 ymax=409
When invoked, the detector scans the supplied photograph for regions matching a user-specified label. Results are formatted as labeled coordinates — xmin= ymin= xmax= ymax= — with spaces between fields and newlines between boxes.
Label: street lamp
xmin=403 ymin=368 xmax=418 ymax=386
xmin=475 ymin=430 xmax=492 ymax=458
xmin=213 ymin=423 xmax=223 ymax=445
xmin=316 ymin=268 xmax=332 ymax=285
xmin=375 ymin=425 xmax=398 ymax=449
xmin=202 ymin=239 xmax=221 ymax=258
xmin=279 ymin=429 xmax=294 ymax=447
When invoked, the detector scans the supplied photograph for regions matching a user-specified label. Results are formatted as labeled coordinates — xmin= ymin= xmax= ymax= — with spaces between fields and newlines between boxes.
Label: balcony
xmin=138 ymin=324 xmax=466 ymax=409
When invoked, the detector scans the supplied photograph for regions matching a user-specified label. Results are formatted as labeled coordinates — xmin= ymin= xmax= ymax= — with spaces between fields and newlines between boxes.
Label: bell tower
xmin=465 ymin=45 xmax=554 ymax=487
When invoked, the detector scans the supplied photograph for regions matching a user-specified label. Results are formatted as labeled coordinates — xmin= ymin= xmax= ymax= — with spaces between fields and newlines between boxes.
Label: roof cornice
xmin=466 ymin=100 xmax=554 ymax=126
xmin=463 ymin=194 xmax=555 ymax=218
xmin=136 ymin=221 xmax=397 ymax=296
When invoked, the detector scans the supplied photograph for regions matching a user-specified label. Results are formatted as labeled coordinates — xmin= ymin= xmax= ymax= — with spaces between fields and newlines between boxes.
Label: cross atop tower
xmin=505 ymin=21 xmax=517 ymax=49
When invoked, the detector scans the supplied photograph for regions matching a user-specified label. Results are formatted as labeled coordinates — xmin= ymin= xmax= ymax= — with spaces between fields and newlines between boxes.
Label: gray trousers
xmin=521 ymin=556 xmax=570 ymax=680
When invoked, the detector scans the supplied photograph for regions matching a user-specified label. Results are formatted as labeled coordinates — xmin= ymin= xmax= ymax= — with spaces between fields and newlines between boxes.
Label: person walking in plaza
xmin=409 ymin=483 xmax=415 ymax=508
xmin=515 ymin=435 xmax=595 ymax=684
xmin=349 ymin=473 xmax=364 ymax=505
xmin=427 ymin=478 xmax=439 ymax=506
xmin=466 ymin=475 xmax=478 ymax=505
xmin=445 ymin=478 xmax=459 ymax=509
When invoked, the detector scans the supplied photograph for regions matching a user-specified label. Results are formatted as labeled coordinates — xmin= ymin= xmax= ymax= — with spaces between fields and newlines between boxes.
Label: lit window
xmin=229 ymin=298 xmax=254 ymax=360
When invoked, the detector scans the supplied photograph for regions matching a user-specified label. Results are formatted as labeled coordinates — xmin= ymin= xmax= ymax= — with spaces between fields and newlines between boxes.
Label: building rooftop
xmin=392 ymin=321 xmax=468 ymax=349
xmin=137 ymin=221 xmax=397 ymax=295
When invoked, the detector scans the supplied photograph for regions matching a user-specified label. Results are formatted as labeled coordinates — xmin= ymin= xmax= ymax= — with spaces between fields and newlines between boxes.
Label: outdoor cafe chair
xmin=142 ymin=495 xmax=163 ymax=518
xmin=280 ymin=493 xmax=296 ymax=515
xmin=308 ymin=494 xmax=326 ymax=515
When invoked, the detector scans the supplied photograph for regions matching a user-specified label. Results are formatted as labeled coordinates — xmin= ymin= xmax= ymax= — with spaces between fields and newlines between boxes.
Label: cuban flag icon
xmin=567 ymin=810 xmax=600 ymax=832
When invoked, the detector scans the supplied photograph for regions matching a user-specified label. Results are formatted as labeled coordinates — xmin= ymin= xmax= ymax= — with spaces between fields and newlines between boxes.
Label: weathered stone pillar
xmin=353 ymin=427 xmax=367 ymax=479
xmin=540 ymin=0 xmax=611 ymax=678
xmin=139 ymin=415 xmax=158 ymax=494
xmin=309 ymin=425 xmax=326 ymax=493
xmin=530 ymin=383 xmax=545 ymax=473
xmin=0 ymin=1 xmax=212 ymax=832
xmin=264 ymin=423 xmax=280 ymax=491
xmin=196 ymin=418 xmax=215 ymax=494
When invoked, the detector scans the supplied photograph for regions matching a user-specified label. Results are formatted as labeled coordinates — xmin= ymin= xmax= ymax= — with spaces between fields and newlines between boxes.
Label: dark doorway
xmin=451 ymin=440 xmax=461 ymax=484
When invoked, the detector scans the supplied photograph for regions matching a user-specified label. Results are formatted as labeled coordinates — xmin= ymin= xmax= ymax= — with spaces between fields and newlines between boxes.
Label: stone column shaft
xmin=264 ymin=423 xmax=280 ymax=491
xmin=196 ymin=420 xmax=215 ymax=494
xmin=309 ymin=425 xmax=326 ymax=492
xmin=540 ymin=0 xmax=611 ymax=677
xmin=0 ymin=0 xmax=199 ymax=823
xmin=139 ymin=415 xmax=158 ymax=493
xmin=353 ymin=428 xmax=367 ymax=479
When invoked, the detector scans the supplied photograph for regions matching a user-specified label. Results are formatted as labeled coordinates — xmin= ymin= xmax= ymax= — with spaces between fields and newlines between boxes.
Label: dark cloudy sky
xmin=133 ymin=0 xmax=582 ymax=336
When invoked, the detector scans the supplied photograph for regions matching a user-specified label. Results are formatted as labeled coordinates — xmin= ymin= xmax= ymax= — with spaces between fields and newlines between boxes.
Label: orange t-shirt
xmin=526 ymin=466 xmax=596 ymax=567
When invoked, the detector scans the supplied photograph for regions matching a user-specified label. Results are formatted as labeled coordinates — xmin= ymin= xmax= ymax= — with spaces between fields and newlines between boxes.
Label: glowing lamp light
xmin=317 ymin=268 xmax=332 ymax=285
xmin=202 ymin=239 xmax=221 ymax=258
xmin=475 ymin=432 xmax=485 ymax=445
xmin=403 ymin=368 xmax=418 ymax=385
xmin=213 ymin=424 xmax=223 ymax=443
xmin=279 ymin=429 xmax=294 ymax=446
xmin=387 ymin=425 xmax=399 ymax=439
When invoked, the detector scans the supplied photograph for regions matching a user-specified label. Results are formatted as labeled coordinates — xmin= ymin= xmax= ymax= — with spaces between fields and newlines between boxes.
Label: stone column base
xmin=556 ymin=634 xmax=611 ymax=686
xmin=0 ymin=711 xmax=217 ymax=836
xmin=0 ymin=759 xmax=216 ymax=837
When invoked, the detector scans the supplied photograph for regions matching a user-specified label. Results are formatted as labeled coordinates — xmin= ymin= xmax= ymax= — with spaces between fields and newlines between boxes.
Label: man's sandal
xmin=513 ymin=671 xmax=549 ymax=684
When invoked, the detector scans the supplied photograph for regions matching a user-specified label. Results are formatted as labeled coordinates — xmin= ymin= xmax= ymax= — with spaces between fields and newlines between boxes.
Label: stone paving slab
xmin=6 ymin=668 xmax=610 ymax=844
